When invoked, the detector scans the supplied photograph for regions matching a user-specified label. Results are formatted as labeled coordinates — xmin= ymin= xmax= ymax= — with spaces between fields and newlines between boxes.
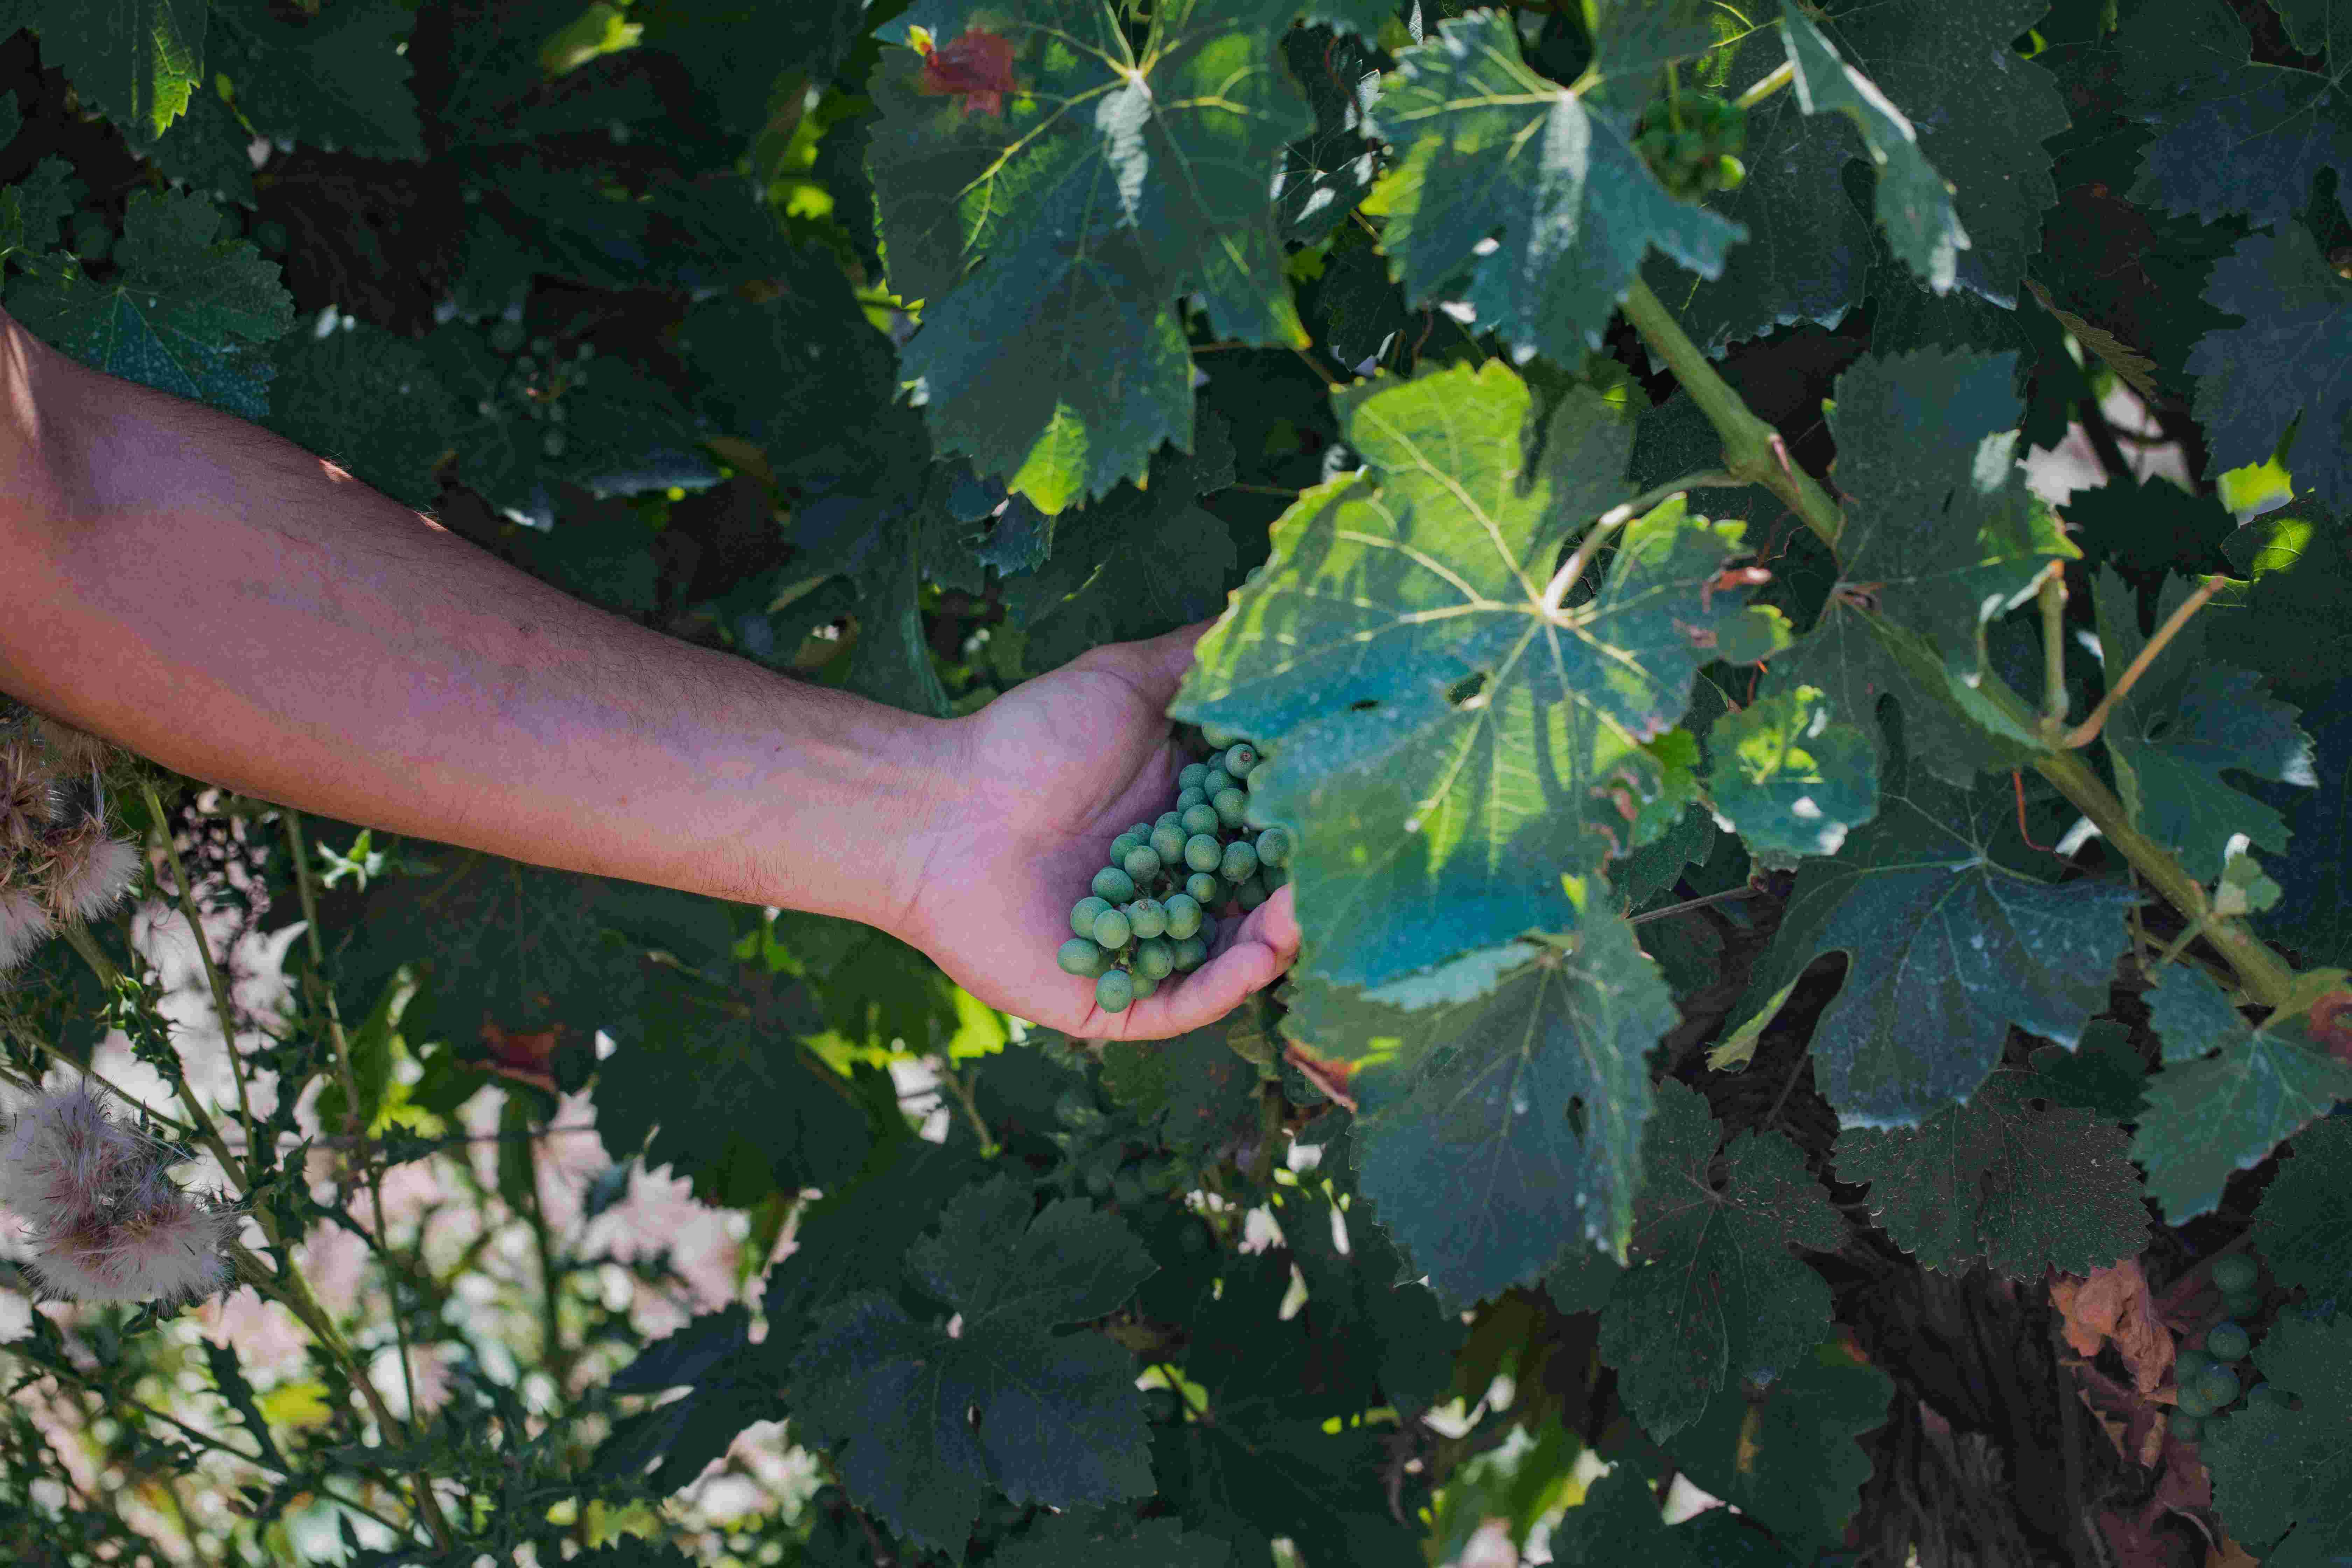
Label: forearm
xmin=0 ymin=317 xmax=952 ymax=930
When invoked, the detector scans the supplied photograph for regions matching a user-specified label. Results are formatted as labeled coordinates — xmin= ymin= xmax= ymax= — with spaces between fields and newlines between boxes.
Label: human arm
xmin=0 ymin=310 xmax=1294 ymax=1038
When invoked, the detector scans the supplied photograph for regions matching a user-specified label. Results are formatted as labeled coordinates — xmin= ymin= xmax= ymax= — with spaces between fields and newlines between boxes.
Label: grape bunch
xmin=1633 ymin=89 xmax=1747 ymax=200
xmin=1057 ymin=738 xmax=1293 ymax=1014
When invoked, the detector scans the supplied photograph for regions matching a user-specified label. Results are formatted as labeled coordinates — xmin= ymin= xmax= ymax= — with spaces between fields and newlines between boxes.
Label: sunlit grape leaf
xmin=0 ymin=156 xmax=80 ymax=261
xmin=2189 ymin=225 xmax=2352 ymax=512
xmin=1645 ymin=0 xmax=2064 ymax=355
xmin=1779 ymin=5 xmax=1967 ymax=294
xmin=1363 ymin=10 xmax=1743 ymax=366
xmin=35 ymin=0 xmax=205 ymax=140
xmin=1007 ymin=418 xmax=1239 ymax=675
xmin=867 ymin=0 xmax=1308 ymax=512
xmin=2119 ymin=0 xmax=2352 ymax=233
xmin=994 ymin=1512 xmax=1232 ymax=1568
xmin=2088 ymin=568 xmax=2314 ymax=883
xmin=1281 ymin=917 xmax=1677 ymax=1309
xmin=1664 ymin=1343 xmax=1894 ymax=1559
xmin=791 ymin=1176 xmax=1156 ymax=1552
xmin=2134 ymin=966 xmax=2352 ymax=1220
xmin=1596 ymin=1080 xmax=1842 ymax=1441
xmin=1726 ymin=750 xmax=2140 ymax=1127
xmin=2201 ymin=1314 xmax=2352 ymax=1568
xmin=260 ymin=323 xmax=457 ymax=510
xmin=1174 ymin=364 xmax=1783 ymax=987
xmin=2251 ymin=1118 xmax=2352 ymax=1315
xmin=8 ymin=190 xmax=294 ymax=419
xmin=1833 ymin=1065 xmax=2148 ymax=1278
xmin=594 ymin=965 xmax=870 ymax=1200
xmin=1702 ymin=687 xmax=1879 ymax=860
xmin=208 ymin=0 xmax=422 ymax=159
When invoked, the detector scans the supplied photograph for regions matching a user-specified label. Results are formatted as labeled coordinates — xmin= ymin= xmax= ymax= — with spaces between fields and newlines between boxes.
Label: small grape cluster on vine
xmin=1633 ymin=89 xmax=1746 ymax=200
xmin=2168 ymin=1252 xmax=2285 ymax=1442
xmin=1059 ymin=736 xmax=1290 ymax=1013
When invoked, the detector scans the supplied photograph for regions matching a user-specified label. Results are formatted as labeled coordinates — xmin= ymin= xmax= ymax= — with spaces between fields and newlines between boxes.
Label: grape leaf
xmin=2119 ymin=0 xmax=2352 ymax=232
xmin=1174 ymin=364 xmax=1783 ymax=987
xmin=1833 ymin=1065 xmax=2149 ymax=1278
xmin=2027 ymin=1021 xmax=2150 ymax=1122
xmin=1727 ymin=748 xmax=2139 ymax=1127
xmin=635 ymin=0 xmax=867 ymax=133
xmin=1661 ymin=1342 xmax=1894 ymax=1558
xmin=1363 ymin=10 xmax=1743 ymax=366
xmin=1596 ymin=1080 xmax=1843 ymax=1441
xmin=1779 ymin=4 xmax=1967 ymax=294
xmin=866 ymin=0 xmax=1309 ymax=512
xmin=1098 ymin=1016 xmax=1259 ymax=1160
xmin=2136 ymin=966 xmax=2352 ymax=1219
xmin=261 ymin=324 xmax=457 ymax=510
xmin=35 ymin=0 xmax=205 ymax=141
xmin=1702 ymin=686 xmax=1880 ymax=860
xmin=593 ymin=965 xmax=871 ymax=1200
xmin=144 ymin=87 xmax=255 ymax=205
xmin=0 ymin=156 xmax=80 ymax=262
xmin=7 ymin=190 xmax=294 ymax=420
xmin=2089 ymin=568 xmax=2315 ymax=883
xmin=791 ymin=1176 xmax=1156 ymax=1553
xmin=2189 ymin=224 xmax=2352 ymax=512
xmin=1645 ymin=0 xmax=2065 ymax=355
xmin=1281 ymin=917 xmax=1678 ymax=1309
xmin=1276 ymin=23 xmax=1382 ymax=243
xmin=2250 ymin=1118 xmax=2352 ymax=1316
xmin=208 ymin=0 xmax=423 ymax=160
xmin=2201 ymin=1313 xmax=2352 ymax=1567
xmin=993 ymin=1512 xmax=1232 ymax=1568
xmin=2064 ymin=475 xmax=2236 ymax=595
xmin=1270 ymin=1179 xmax=1463 ymax=1416
xmin=2254 ymin=678 xmax=2352 ymax=968
xmin=1006 ymin=417 xmax=1239 ymax=675
xmin=1544 ymin=1463 xmax=1709 ymax=1567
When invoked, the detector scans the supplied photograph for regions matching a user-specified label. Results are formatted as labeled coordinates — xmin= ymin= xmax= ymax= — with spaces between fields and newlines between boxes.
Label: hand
xmin=892 ymin=624 xmax=1300 ymax=1040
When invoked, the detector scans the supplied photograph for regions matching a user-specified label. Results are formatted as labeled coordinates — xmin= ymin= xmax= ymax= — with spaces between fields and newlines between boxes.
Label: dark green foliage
xmin=2252 ymin=1118 xmax=2352 ymax=1316
xmin=2201 ymin=1313 xmax=2352 ymax=1566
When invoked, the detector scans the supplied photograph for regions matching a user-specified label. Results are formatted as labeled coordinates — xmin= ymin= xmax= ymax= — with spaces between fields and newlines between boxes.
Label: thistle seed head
xmin=38 ymin=815 xmax=142 ymax=923
xmin=0 ymin=886 xmax=55 ymax=971
xmin=0 ymin=743 xmax=57 ymax=854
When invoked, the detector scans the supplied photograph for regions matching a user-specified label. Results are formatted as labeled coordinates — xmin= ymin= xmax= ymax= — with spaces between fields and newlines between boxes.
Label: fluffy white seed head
xmin=0 ymin=887 xmax=55 ymax=971
xmin=40 ymin=818 xmax=143 ymax=922
xmin=0 ymin=1083 xmax=234 ymax=1307
xmin=0 ymin=743 xmax=57 ymax=853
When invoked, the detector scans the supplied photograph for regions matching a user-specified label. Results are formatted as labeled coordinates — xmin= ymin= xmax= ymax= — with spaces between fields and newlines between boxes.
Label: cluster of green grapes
xmin=2170 ymin=1253 xmax=2287 ymax=1440
xmin=480 ymin=317 xmax=592 ymax=460
xmin=1057 ymin=740 xmax=1291 ymax=1014
xmin=1049 ymin=1083 xmax=1190 ymax=1206
xmin=1633 ymin=89 xmax=1747 ymax=200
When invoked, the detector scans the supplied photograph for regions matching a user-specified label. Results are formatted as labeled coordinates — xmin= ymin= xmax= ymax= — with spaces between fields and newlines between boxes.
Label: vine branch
xmin=2059 ymin=573 xmax=2226 ymax=749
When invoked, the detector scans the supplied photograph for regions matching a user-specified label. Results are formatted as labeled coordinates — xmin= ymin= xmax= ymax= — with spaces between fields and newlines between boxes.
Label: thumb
xmin=1122 ymin=618 xmax=1216 ymax=713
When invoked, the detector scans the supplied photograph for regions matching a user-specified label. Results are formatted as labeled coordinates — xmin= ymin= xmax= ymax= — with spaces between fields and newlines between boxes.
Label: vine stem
xmin=1540 ymin=472 xmax=1738 ymax=614
xmin=1734 ymin=59 xmax=1796 ymax=111
xmin=2059 ymin=573 xmax=2225 ymax=749
xmin=1616 ymin=284 xmax=2299 ymax=1009
xmin=2037 ymin=563 xmax=2069 ymax=726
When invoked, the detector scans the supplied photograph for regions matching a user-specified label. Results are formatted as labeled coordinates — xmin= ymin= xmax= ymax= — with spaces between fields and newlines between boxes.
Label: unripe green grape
xmin=2221 ymin=1288 xmax=2262 ymax=1318
xmin=1186 ymin=871 xmax=1219 ymax=904
xmin=1071 ymin=896 xmax=1112 ymax=938
xmin=1220 ymin=839 xmax=1258 ymax=883
xmin=1151 ymin=823 xmax=1188 ymax=864
xmin=1256 ymin=826 xmax=1292 ymax=867
xmin=1196 ymin=913 xmax=1218 ymax=944
xmin=1097 ymin=969 xmax=1135 ymax=1013
xmin=1182 ymin=803 xmax=1220 ymax=836
xmin=1093 ymin=908 xmax=1133 ymax=949
xmin=1127 ymin=899 xmax=1169 ymax=939
xmin=542 ymin=431 xmax=568 ymax=459
xmin=2210 ymin=1255 xmax=2259 ymax=1293
xmin=1085 ymin=1161 xmax=1115 ymax=1195
xmin=1135 ymin=937 xmax=1175 ymax=980
xmin=2205 ymin=1322 xmax=2252 ymax=1361
xmin=1176 ymin=787 xmax=1209 ymax=811
xmin=1057 ymin=938 xmax=1109 ymax=976
xmin=1713 ymin=154 xmax=1745 ymax=191
xmin=2176 ymin=1348 xmax=2215 ymax=1383
xmin=2171 ymin=1412 xmax=2203 ymax=1441
xmin=1214 ymin=787 xmax=1248 ymax=828
xmin=2248 ymin=1382 xmax=2292 ymax=1410
xmin=1179 ymin=762 xmax=1209 ymax=790
xmin=1172 ymin=934 xmax=1209 ymax=971
xmin=1185 ymin=834 xmax=1223 ymax=873
xmin=1164 ymin=893 xmax=1202 ymax=938
xmin=2199 ymin=1367 xmax=2241 ymax=1407
xmin=1124 ymin=845 xmax=1164 ymax=882
xmin=2175 ymin=1381 xmax=2216 ymax=1418
xmin=1129 ymin=970 xmax=1159 ymax=999
xmin=1113 ymin=1169 xmax=1146 ymax=1206
xmin=1093 ymin=866 xmax=1138 ymax=903
xmin=490 ymin=319 xmax=527 ymax=354
xmin=1224 ymin=742 xmax=1258 ymax=777
xmin=1202 ymin=768 xmax=1233 ymax=798
xmin=1127 ymin=820 xmax=1155 ymax=839
xmin=1202 ymin=721 xmax=1239 ymax=748
xmin=1236 ymin=875 xmax=1269 ymax=910
xmin=1111 ymin=832 xmax=1143 ymax=863
xmin=1157 ymin=810 xmax=1183 ymax=830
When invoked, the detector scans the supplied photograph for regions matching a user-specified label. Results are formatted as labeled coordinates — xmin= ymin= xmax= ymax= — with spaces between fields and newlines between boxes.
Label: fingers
xmin=1121 ymin=619 xmax=1215 ymax=713
xmin=1100 ymin=884 xmax=1300 ymax=1041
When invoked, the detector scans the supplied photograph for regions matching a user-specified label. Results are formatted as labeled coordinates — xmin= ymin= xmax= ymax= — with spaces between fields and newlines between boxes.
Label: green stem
xmin=2037 ymin=565 xmax=2069 ymax=728
xmin=1733 ymin=58 xmax=1795 ymax=111
xmin=139 ymin=779 xmax=260 ymax=1175
xmin=1618 ymin=280 xmax=1845 ymax=548
xmin=1619 ymin=286 xmax=2300 ymax=1009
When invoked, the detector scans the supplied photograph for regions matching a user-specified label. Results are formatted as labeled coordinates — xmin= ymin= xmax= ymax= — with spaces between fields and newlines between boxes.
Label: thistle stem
xmin=139 ymin=779 xmax=260 ymax=1176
